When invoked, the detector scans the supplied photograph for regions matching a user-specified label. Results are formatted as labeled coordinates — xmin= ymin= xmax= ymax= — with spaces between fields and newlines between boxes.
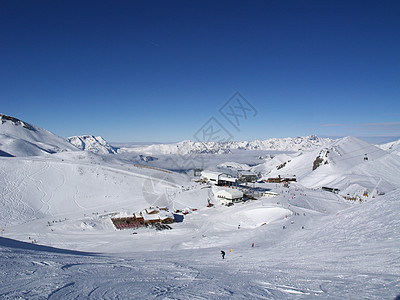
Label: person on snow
xmin=221 ymin=250 xmax=225 ymax=259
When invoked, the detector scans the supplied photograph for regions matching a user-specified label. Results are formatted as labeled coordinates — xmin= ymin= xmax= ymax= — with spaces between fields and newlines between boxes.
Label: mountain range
xmin=1 ymin=113 xmax=399 ymax=299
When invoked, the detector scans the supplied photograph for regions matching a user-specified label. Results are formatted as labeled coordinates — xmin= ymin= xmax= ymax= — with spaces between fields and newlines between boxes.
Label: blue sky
xmin=1 ymin=0 xmax=399 ymax=143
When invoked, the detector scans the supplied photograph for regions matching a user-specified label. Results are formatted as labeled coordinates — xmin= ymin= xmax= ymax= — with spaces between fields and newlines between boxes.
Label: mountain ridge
xmin=0 ymin=113 xmax=79 ymax=157
xmin=119 ymin=135 xmax=335 ymax=155
xmin=67 ymin=135 xmax=118 ymax=154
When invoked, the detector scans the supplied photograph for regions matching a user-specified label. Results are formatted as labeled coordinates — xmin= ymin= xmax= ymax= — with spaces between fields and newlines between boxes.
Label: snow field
xmin=1 ymin=127 xmax=400 ymax=298
xmin=1 ymin=190 xmax=399 ymax=299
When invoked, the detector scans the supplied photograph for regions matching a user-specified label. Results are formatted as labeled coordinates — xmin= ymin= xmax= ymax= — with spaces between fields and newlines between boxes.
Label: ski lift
xmin=364 ymin=154 xmax=368 ymax=161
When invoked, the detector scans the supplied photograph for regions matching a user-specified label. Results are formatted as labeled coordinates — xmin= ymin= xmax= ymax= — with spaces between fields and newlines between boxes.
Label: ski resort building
xmin=238 ymin=171 xmax=258 ymax=183
xmin=201 ymin=170 xmax=238 ymax=186
xmin=267 ymin=176 xmax=297 ymax=183
xmin=217 ymin=189 xmax=244 ymax=205
xmin=111 ymin=207 xmax=174 ymax=229
xmin=142 ymin=207 xmax=174 ymax=224
xmin=134 ymin=212 xmax=144 ymax=222
xmin=260 ymin=191 xmax=279 ymax=198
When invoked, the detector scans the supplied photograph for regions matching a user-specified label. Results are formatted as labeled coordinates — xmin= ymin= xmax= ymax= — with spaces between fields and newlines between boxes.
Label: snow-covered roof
xmin=217 ymin=189 xmax=243 ymax=199
xmin=134 ymin=212 xmax=143 ymax=219
xmin=219 ymin=174 xmax=238 ymax=182
xmin=159 ymin=211 xmax=174 ymax=220
xmin=201 ymin=170 xmax=221 ymax=180
xmin=146 ymin=207 xmax=160 ymax=214
xmin=142 ymin=211 xmax=160 ymax=221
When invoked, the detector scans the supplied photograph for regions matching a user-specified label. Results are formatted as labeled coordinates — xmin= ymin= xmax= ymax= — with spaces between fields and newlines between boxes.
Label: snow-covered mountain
xmin=0 ymin=113 xmax=79 ymax=157
xmin=67 ymin=135 xmax=118 ymax=154
xmin=1 ymin=154 xmax=398 ymax=299
xmin=229 ymin=135 xmax=334 ymax=151
xmin=378 ymin=138 xmax=400 ymax=156
xmin=257 ymin=136 xmax=400 ymax=197
xmin=120 ymin=135 xmax=334 ymax=155
xmin=1 ymin=128 xmax=399 ymax=298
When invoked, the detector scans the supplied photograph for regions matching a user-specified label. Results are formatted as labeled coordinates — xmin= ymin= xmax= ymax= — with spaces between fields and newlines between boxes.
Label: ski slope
xmin=259 ymin=137 xmax=400 ymax=198
xmin=1 ymin=189 xmax=398 ymax=299
xmin=1 ymin=113 xmax=399 ymax=298
xmin=0 ymin=152 xmax=190 ymax=229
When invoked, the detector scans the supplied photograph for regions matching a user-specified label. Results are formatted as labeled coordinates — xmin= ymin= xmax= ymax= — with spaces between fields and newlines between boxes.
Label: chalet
xmin=285 ymin=177 xmax=297 ymax=182
xmin=267 ymin=175 xmax=297 ymax=183
xmin=145 ymin=207 xmax=160 ymax=215
xmin=217 ymin=189 xmax=244 ymax=205
xmin=159 ymin=211 xmax=174 ymax=224
xmin=142 ymin=211 xmax=161 ymax=224
xmin=111 ymin=217 xmax=143 ymax=230
xmin=133 ymin=212 xmax=144 ymax=222
xmin=111 ymin=206 xmax=176 ymax=230
xmin=267 ymin=176 xmax=282 ymax=183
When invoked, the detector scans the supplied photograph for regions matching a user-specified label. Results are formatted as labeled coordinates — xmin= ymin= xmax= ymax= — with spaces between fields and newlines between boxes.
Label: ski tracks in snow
xmin=1 ymin=244 xmax=398 ymax=299
xmin=27 ymin=161 xmax=51 ymax=216
xmin=0 ymin=162 xmax=35 ymax=227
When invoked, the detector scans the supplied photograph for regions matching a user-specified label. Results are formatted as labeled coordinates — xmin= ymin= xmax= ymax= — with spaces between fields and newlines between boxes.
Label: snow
xmin=0 ymin=114 xmax=399 ymax=299
xmin=379 ymin=138 xmax=400 ymax=156
xmin=67 ymin=135 xmax=118 ymax=154
xmin=0 ymin=113 xmax=79 ymax=157
xmin=118 ymin=135 xmax=334 ymax=155
xmin=260 ymin=136 xmax=400 ymax=198
xmin=1 ymin=189 xmax=399 ymax=299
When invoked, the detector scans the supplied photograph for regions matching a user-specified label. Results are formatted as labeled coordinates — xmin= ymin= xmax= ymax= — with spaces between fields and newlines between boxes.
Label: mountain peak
xmin=0 ymin=113 xmax=79 ymax=157
xmin=0 ymin=113 xmax=35 ymax=131
xmin=67 ymin=135 xmax=118 ymax=154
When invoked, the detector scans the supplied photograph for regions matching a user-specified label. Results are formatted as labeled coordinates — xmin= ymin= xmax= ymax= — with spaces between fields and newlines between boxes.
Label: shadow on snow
xmin=0 ymin=236 xmax=99 ymax=257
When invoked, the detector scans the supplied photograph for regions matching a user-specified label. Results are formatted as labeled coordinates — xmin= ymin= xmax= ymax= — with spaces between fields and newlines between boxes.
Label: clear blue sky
xmin=1 ymin=0 xmax=399 ymax=143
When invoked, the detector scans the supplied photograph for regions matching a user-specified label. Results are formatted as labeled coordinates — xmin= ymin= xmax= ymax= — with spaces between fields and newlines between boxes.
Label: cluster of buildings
xmin=200 ymin=171 xmax=239 ymax=186
xmin=200 ymin=170 xmax=279 ymax=206
xmin=111 ymin=207 xmax=174 ymax=230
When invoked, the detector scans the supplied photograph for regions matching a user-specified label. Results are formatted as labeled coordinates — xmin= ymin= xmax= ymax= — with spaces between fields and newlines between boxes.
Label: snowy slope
xmin=68 ymin=135 xmax=118 ymax=154
xmin=379 ymin=138 xmax=400 ymax=156
xmin=119 ymin=136 xmax=334 ymax=155
xmin=1 ymin=124 xmax=399 ymax=299
xmin=0 ymin=151 xmax=190 ymax=230
xmin=258 ymin=136 xmax=400 ymax=197
xmin=0 ymin=113 xmax=79 ymax=157
xmin=0 ymin=187 xmax=398 ymax=299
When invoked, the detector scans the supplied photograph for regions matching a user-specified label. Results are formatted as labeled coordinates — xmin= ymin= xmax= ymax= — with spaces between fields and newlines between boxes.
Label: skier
xmin=221 ymin=250 xmax=225 ymax=259
xmin=252 ymin=243 xmax=254 ymax=247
